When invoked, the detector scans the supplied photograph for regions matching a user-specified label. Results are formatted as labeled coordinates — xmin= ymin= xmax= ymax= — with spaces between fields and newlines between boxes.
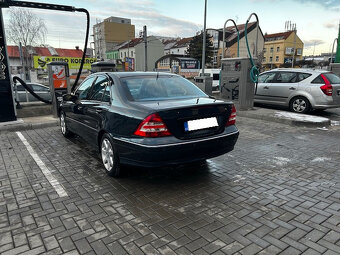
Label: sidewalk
xmin=235 ymin=104 xmax=331 ymax=128
xmin=0 ymin=115 xmax=58 ymax=132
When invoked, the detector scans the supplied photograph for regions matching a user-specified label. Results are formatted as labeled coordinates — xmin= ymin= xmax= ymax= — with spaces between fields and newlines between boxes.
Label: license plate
xmin=184 ymin=117 xmax=218 ymax=132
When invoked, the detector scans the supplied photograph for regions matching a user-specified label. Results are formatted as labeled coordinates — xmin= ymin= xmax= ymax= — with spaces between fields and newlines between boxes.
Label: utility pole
xmin=143 ymin=25 xmax=147 ymax=71
xmin=201 ymin=0 xmax=207 ymax=75
xmin=291 ymin=24 xmax=297 ymax=68
xmin=19 ymin=42 xmax=25 ymax=81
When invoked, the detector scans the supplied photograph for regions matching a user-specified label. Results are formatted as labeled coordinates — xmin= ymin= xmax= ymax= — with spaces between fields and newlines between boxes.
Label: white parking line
xmin=16 ymin=131 xmax=68 ymax=197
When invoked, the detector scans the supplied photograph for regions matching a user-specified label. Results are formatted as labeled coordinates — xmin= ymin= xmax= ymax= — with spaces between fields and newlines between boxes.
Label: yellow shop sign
xmin=33 ymin=56 xmax=97 ymax=70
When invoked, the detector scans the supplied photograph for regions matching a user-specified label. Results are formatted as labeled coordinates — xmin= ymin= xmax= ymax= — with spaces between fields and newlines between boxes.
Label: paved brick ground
xmin=0 ymin=117 xmax=340 ymax=254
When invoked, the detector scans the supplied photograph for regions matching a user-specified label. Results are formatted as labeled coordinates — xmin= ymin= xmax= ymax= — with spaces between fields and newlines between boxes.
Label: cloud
xmin=3 ymin=0 xmax=201 ymax=49
xmin=294 ymin=0 xmax=340 ymax=8
xmin=323 ymin=20 xmax=339 ymax=29
xmin=303 ymin=39 xmax=325 ymax=48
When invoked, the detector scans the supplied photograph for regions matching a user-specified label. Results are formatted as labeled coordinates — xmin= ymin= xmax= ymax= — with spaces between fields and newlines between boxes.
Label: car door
xmin=266 ymin=71 xmax=298 ymax=104
xmin=66 ymin=76 xmax=96 ymax=136
xmin=31 ymin=84 xmax=51 ymax=102
xmin=82 ymin=75 xmax=111 ymax=145
xmin=14 ymin=84 xmax=28 ymax=102
xmin=255 ymin=72 xmax=277 ymax=102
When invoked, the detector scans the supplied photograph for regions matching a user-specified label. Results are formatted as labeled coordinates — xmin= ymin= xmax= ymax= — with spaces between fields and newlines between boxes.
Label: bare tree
xmin=6 ymin=8 xmax=47 ymax=79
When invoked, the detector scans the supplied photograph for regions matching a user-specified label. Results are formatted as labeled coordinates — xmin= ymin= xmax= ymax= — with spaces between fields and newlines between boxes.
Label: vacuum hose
xmin=244 ymin=13 xmax=260 ymax=83
xmin=72 ymin=8 xmax=90 ymax=91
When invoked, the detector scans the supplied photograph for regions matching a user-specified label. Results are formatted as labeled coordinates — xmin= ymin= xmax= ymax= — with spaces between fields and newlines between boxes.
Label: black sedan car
xmin=60 ymin=72 xmax=239 ymax=177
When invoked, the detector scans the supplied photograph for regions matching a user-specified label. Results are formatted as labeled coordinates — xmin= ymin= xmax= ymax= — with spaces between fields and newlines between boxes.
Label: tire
xmin=100 ymin=134 xmax=121 ymax=177
xmin=289 ymin=96 xmax=311 ymax=113
xmin=60 ymin=112 xmax=73 ymax=137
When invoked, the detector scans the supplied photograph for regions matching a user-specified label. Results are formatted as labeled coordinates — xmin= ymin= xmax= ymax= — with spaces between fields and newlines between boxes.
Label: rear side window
xmin=16 ymin=85 xmax=25 ymax=91
xmin=76 ymin=76 xmax=95 ymax=99
xmin=297 ymin=73 xmax=312 ymax=82
xmin=275 ymin=72 xmax=298 ymax=83
xmin=311 ymin=75 xmax=324 ymax=84
xmin=323 ymin=73 xmax=340 ymax=84
xmin=32 ymin=84 xmax=49 ymax=91
xmin=88 ymin=76 xmax=110 ymax=101
xmin=258 ymin=72 xmax=276 ymax=83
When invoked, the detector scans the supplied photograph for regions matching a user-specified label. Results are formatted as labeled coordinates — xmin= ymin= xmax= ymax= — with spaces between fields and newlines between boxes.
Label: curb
xmin=0 ymin=120 xmax=59 ymax=132
xmin=237 ymin=110 xmax=331 ymax=128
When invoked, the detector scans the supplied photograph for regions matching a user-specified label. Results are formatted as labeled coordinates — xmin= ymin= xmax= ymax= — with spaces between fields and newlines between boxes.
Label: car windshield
xmin=120 ymin=75 xmax=207 ymax=101
xmin=324 ymin=73 xmax=340 ymax=84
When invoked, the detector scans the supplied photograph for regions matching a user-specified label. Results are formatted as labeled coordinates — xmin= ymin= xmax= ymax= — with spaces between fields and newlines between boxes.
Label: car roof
xmin=106 ymin=72 xmax=179 ymax=79
xmin=262 ymin=68 xmax=328 ymax=75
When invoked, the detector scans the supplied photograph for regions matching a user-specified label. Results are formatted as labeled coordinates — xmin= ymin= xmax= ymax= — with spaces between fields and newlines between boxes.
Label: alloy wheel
xmin=101 ymin=138 xmax=114 ymax=171
xmin=292 ymin=99 xmax=306 ymax=113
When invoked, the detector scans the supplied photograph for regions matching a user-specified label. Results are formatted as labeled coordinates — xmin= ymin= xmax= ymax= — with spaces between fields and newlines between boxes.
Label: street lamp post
xmin=201 ymin=0 xmax=207 ymax=75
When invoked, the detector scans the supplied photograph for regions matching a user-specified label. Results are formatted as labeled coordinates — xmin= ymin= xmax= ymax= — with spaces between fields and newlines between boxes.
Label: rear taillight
xmin=226 ymin=105 xmax=236 ymax=126
xmin=320 ymin=74 xmax=333 ymax=96
xmin=134 ymin=113 xmax=171 ymax=137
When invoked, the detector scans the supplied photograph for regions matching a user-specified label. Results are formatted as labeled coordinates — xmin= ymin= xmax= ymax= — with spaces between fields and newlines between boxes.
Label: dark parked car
xmin=59 ymin=72 xmax=239 ymax=177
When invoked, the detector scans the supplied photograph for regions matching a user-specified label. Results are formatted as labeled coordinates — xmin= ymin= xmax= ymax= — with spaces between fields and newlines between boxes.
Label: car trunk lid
xmin=133 ymin=97 xmax=233 ymax=140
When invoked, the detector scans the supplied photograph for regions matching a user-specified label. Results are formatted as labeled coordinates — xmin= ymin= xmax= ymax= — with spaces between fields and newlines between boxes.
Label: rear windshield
xmin=324 ymin=73 xmax=340 ymax=84
xmin=120 ymin=76 xmax=207 ymax=101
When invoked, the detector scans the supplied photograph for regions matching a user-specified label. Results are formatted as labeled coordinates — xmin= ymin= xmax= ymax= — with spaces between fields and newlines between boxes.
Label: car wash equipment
xmin=47 ymin=62 xmax=70 ymax=117
xmin=222 ymin=19 xmax=240 ymax=58
xmin=244 ymin=12 xmax=260 ymax=83
xmin=0 ymin=0 xmax=90 ymax=122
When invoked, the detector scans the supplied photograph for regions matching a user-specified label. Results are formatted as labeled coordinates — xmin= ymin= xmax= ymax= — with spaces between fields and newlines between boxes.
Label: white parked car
xmin=14 ymin=83 xmax=51 ymax=102
xmin=254 ymin=68 xmax=340 ymax=113
xmin=199 ymin=69 xmax=221 ymax=93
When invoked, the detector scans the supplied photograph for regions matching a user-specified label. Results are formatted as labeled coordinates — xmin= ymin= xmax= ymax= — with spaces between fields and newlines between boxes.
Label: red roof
xmin=264 ymin=31 xmax=293 ymax=41
xmin=172 ymin=37 xmax=192 ymax=48
xmin=7 ymin=45 xmax=84 ymax=58
xmin=119 ymin=38 xmax=144 ymax=49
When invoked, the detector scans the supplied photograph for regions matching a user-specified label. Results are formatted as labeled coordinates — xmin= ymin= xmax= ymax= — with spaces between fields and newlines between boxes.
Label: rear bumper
xmin=113 ymin=126 xmax=239 ymax=167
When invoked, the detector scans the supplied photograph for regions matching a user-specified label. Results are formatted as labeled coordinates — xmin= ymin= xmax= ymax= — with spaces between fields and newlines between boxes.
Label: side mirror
xmin=63 ymin=94 xmax=78 ymax=102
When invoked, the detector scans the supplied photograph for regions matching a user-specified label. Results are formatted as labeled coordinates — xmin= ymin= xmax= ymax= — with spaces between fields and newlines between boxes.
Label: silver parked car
xmin=14 ymin=83 xmax=51 ymax=102
xmin=254 ymin=68 xmax=340 ymax=113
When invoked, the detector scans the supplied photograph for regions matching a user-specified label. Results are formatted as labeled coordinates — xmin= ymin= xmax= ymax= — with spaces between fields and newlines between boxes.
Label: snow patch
xmin=272 ymin=157 xmax=291 ymax=166
xmin=311 ymin=157 xmax=331 ymax=162
xmin=317 ymin=127 xmax=329 ymax=131
xmin=274 ymin=111 xmax=329 ymax=123
xmin=331 ymin=120 xmax=340 ymax=126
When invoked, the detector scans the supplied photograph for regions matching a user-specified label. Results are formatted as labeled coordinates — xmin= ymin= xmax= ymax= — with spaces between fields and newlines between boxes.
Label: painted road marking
xmin=16 ymin=131 xmax=68 ymax=197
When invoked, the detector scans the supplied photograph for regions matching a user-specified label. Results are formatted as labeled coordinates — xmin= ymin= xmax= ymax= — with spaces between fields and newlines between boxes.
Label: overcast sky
xmin=3 ymin=0 xmax=339 ymax=56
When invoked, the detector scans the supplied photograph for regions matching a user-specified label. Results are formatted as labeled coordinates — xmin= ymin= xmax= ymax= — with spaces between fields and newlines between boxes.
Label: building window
xmin=275 ymin=56 xmax=279 ymax=62
xmin=177 ymin=49 xmax=179 ymax=52
xmin=124 ymin=52 xmax=126 ymax=57
xmin=263 ymin=48 xmax=267 ymax=53
xmin=270 ymin=47 xmax=273 ymax=53
xmin=121 ymin=52 xmax=122 ymax=58
xmin=269 ymin=56 xmax=273 ymax=62
xmin=131 ymin=51 xmax=133 ymax=57
xmin=263 ymin=57 xmax=266 ymax=62
xmin=276 ymin=47 xmax=280 ymax=52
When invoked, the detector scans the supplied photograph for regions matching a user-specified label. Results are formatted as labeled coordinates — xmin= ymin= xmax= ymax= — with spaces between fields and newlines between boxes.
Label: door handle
xmin=264 ymin=86 xmax=269 ymax=89
xmin=289 ymin=87 xmax=296 ymax=90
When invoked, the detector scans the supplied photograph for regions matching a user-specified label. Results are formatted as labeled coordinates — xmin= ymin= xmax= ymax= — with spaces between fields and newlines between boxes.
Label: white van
xmin=199 ymin=69 xmax=221 ymax=93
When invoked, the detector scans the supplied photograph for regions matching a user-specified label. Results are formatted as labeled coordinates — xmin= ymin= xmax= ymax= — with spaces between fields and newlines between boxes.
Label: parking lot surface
xmin=1 ymin=117 xmax=340 ymax=255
